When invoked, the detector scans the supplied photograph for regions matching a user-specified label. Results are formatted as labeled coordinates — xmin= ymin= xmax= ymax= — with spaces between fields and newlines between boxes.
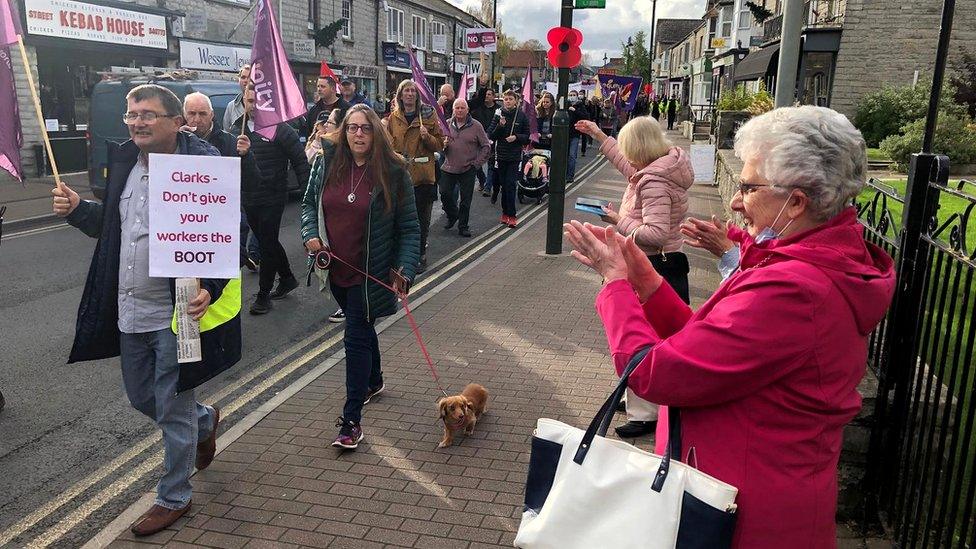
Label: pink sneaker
xmin=331 ymin=418 xmax=364 ymax=449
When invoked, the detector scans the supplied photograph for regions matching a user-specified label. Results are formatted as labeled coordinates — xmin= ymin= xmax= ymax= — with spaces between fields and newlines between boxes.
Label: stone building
xmin=831 ymin=0 xmax=976 ymax=117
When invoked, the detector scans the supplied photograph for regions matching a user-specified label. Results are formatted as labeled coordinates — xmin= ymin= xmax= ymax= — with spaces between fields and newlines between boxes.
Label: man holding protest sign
xmin=51 ymin=84 xmax=242 ymax=536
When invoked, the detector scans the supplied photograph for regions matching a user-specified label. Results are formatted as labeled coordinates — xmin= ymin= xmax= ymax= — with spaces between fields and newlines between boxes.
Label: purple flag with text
xmin=521 ymin=68 xmax=539 ymax=144
xmin=407 ymin=48 xmax=450 ymax=135
xmin=249 ymin=0 xmax=306 ymax=139
xmin=0 ymin=0 xmax=22 ymax=181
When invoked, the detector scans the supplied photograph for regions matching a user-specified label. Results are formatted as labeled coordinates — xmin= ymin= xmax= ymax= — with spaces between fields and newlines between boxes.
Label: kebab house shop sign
xmin=148 ymin=154 xmax=241 ymax=280
xmin=25 ymin=0 xmax=169 ymax=49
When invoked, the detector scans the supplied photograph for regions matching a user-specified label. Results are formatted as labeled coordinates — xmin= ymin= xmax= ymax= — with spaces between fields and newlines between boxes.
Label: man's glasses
xmin=346 ymin=123 xmax=373 ymax=135
xmin=122 ymin=112 xmax=178 ymax=125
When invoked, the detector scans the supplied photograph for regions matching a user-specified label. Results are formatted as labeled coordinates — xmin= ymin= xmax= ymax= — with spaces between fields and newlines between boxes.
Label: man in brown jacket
xmin=386 ymin=79 xmax=444 ymax=272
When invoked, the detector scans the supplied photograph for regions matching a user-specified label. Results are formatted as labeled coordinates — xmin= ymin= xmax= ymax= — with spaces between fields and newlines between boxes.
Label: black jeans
xmin=330 ymin=283 xmax=382 ymax=424
xmin=244 ymin=202 xmax=294 ymax=294
xmin=439 ymin=169 xmax=476 ymax=231
xmin=414 ymin=184 xmax=437 ymax=259
xmin=649 ymin=252 xmax=690 ymax=305
xmin=581 ymin=134 xmax=591 ymax=155
xmin=496 ymin=160 xmax=519 ymax=218
xmin=667 ymin=113 xmax=676 ymax=130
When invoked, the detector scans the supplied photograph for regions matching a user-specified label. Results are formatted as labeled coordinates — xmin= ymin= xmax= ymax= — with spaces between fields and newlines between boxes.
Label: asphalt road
xmin=0 ymin=154 xmax=597 ymax=547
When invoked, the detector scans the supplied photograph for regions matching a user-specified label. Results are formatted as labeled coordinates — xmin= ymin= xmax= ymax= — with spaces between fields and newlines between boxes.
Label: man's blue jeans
xmin=120 ymin=329 xmax=215 ymax=509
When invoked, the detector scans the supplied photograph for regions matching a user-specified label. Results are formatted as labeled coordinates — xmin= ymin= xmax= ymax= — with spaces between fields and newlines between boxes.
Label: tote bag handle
xmin=572 ymin=346 xmax=681 ymax=493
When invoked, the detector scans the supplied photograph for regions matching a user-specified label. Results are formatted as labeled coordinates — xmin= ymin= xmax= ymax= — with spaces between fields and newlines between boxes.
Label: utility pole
xmin=544 ymin=0 xmax=574 ymax=255
xmin=774 ymin=0 xmax=804 ymax=107
xmin=491 ymin=0 xmax=498 ymax=89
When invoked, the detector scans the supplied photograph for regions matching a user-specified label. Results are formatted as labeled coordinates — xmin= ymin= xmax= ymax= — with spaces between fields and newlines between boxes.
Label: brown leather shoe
xmin=196 ymin=406 xmax=220 ymax=471
xmin=130 ymin=502 xmax=191 ymax=536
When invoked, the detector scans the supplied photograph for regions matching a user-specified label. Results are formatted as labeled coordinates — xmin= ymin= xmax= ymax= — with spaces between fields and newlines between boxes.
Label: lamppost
xmin=649 ymin=0 xmax=657 ymax=88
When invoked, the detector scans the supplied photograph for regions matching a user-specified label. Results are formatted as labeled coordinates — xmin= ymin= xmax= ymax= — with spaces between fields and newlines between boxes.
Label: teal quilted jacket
xmin=300 ymin=141 xmax=421 ymax=320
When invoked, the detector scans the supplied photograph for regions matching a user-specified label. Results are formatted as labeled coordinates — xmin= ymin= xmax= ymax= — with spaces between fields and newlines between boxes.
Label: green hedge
xmin=880 ymin=114 xmax=976 ymax=170
xmin=854 ymin=82 xmax=967 ymax=147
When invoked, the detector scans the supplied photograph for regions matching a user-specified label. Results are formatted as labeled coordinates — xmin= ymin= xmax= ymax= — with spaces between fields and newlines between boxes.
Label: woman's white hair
xmin=734 ymin=106 xmax=867 ymax=221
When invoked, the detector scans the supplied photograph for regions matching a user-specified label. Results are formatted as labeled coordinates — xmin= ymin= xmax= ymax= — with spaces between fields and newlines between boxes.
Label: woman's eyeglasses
xmin=346 ymin=123 xmax=373 ymax=135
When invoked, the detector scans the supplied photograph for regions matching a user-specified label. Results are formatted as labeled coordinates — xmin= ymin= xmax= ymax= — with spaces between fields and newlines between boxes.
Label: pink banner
xmin=249 ymin=0 xmax=306 ymax=139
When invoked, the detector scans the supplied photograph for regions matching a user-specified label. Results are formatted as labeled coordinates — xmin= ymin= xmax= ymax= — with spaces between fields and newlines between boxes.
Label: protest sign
xmin=465 ymin=28 xmax=497 ymax=52
xmin=597 ymin=74 xmax=643 ymax=111
xmin=148 ymin=154 xmax=241 ymax=279
xmin=690 ymin=144 xmax=716 ymax=184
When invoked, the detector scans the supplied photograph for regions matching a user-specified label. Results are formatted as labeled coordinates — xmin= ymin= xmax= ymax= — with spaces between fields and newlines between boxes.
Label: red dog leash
xmin=308 ymin=249 xmax=449 ymax=398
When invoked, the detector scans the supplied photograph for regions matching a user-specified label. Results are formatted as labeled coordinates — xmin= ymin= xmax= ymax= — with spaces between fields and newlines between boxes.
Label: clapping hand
xmin=679 ymin=215 xmax=733 ymax=259
xmin=564 ymin=221 xmax=664 ymax=301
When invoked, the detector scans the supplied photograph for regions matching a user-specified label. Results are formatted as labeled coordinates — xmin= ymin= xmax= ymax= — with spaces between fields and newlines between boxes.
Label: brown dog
xmin=437 ymin=383 xmax=488 ymax=448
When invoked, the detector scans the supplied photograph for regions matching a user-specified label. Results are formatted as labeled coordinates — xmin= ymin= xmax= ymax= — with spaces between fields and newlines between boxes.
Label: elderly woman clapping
xmin=566 ymin=106 xmax=896 ymax=548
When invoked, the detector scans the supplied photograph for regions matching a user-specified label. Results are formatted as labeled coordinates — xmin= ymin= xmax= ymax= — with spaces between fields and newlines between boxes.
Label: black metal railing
xmin=762 ymin=13 xmax=783 ymax=44
xmin=858 ymin=170 xmax=976 ymax=546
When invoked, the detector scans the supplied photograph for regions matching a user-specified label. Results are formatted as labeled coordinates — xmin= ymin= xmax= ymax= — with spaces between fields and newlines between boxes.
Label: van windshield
xmin=91 ymin=87 xmax=129 ymax=141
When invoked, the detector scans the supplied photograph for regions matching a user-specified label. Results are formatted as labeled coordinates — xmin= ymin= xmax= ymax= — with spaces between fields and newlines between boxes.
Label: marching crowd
xmin=47 ymin=57 xmax=896 ymax=547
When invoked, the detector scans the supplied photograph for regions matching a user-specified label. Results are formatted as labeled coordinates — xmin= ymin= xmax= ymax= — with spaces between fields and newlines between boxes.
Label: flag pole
xmin=14 ymin=35 xmax=62 ymax=188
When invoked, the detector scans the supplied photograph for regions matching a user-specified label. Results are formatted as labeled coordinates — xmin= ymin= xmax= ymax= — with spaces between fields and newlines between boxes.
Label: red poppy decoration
xmin=547 ymin=27 xmax=583 ymax=69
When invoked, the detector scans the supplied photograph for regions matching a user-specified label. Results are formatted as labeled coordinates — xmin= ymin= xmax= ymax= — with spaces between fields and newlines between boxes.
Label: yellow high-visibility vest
xmin=171 ymin=276 xmax=242 ymax=334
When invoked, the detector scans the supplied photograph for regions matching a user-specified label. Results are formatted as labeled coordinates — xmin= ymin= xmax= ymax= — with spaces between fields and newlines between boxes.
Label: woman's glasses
xmin=346 ymin=123 xmax=374 ymax=135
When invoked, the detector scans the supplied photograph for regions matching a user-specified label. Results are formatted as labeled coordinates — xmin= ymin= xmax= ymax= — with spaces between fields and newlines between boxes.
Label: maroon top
xmin=322 ymin=162 xmax=374 ymax=287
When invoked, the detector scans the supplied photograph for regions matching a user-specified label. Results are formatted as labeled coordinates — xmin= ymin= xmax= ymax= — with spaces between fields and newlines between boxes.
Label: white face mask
xmin=754 ymin=191 xmax=796 ymax=244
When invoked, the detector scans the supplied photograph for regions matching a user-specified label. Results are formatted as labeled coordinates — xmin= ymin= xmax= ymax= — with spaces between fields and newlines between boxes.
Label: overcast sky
xmin=450 ymin=0 xmax=707 ymax=63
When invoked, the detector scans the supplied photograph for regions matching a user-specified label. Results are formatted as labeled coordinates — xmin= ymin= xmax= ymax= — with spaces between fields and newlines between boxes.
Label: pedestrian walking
xmin=437 ymin=83 xmax=456 ymax=115
xmin=469 ymin=83 xmax=498 ymax=195
xmin=565 ymin=105 xmax=895 ymax=548
xmin=301 ymin=104 xmax=421 ymax=450
xmin=52 ymin=84 xmax=241 ymax=536
xmin=666 ymin=94 xmax=678 ymax=130
xmin=487 ymin=89 xmax=530 ymax=228
xmin=598 ymin=96 xmax=619 ymax=138
xmin=182 ymin=92 xmax=260 ymax=273
xmin=306 ymin=75 xmax=351 ymax=139
xmin=650 ymin=96 xmax=660 ymax=120
xmin=440 ymin=99 xmax=491 ymax=238
xmin=534 ymin=92 xmax=555 ymax=151
xmin=575 ymin=114 xmax=694 ymax=438
xmin=232 ymin=87 xmax=311 ymax=315
xmin=566 ymin=90 xmax=589 ymax=181
xmin=387 ymin=79 xmax=444 ymax=273
xmin=340 ymin=79 xmax=372 ymax=108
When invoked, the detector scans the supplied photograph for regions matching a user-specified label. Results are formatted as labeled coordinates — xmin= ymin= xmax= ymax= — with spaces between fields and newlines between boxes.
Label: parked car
xmin=88 ymin=77 xmax=309 ymax=200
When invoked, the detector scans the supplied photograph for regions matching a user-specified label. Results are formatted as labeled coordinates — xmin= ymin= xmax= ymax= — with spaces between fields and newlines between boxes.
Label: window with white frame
xmin=387 ymin=8 xmax=404 ymax=44
xmin=341 ymin=0 xmax=352 ymax=39
xmin=738 ymin=4 xmax=752 ymax=29
xmin=431 ymin=20 xmax=446 ymax=53
xmin=455 ymin=25 xmax=466 ymax=51
xmin=720 ymin=5 xmax=733 ymax=37
xmin=412 ymin=15 xmax=428 ymax=50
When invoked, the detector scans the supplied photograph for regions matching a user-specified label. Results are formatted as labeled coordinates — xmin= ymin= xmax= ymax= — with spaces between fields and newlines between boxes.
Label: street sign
xmin=574 ymin=0 xmax=605 ymax=8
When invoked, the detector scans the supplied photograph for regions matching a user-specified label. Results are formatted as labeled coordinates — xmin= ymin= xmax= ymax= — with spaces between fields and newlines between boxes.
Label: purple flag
xmin=457 ymin=68 xmax=469 ymax=102
xmin=521 ymin=68 xmax=539 ymax=144
xmin=249 ymin=0 xmax=306 ymax=139
xmin=407 ymin=48 xmax=450 ymax=135
xmin=0 ymin=0 xmax=21 ymax=46
xmin=0 ymin=47 xmax=22 ymax=181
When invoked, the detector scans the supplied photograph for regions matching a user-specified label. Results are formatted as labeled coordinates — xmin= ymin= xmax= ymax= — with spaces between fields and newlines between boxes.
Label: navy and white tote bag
xmin=514 ymin=347 xmax=739 ymax=549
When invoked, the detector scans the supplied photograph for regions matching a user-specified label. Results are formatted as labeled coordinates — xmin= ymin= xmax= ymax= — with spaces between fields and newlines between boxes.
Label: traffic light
xmin=547 ymin=27 xmax=583 ymax=69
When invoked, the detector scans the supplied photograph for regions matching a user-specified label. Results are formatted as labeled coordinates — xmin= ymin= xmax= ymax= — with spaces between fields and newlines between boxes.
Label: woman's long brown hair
xmin=324 ymin=104 xmax=405 ymax=212
xmin=535 ymin=92 xmax=555 ymax=118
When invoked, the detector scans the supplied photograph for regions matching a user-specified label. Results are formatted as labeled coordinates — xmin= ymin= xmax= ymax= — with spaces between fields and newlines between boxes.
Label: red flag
xmin=319 ymin=60 xmax=338 ymax=85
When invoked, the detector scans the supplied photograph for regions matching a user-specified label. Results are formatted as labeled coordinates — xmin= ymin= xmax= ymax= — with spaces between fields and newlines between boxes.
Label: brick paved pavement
xmin=100 ymin=133 xmax=885 ymax=548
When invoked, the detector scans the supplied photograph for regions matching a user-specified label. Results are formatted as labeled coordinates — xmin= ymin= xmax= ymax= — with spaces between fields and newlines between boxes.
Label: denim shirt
xmin=117 ymin=157 xmax=172 ymax=333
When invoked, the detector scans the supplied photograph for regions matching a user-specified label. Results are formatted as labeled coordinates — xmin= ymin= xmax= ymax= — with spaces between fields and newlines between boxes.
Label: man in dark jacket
xmin=306 ymin=75 xmax=351 ymax=138
xmin=52 ymin=85 xmax=240 ymax=536
xmin=182 ymin=92 xmax=260 ymax=271
xmin=232 ymin=87 xmax=311 ymax=314
xmin=487 ymin=89 xmax=530 ymax=227
xmin=667 ymin=94 xmax=678 ymax=130
xmin=470 ymin=84 xmax=498 ymax=195
xmin=567 ymin=90 xmax=589 ymax=181
xmin=440 ymin=99 xmax=491 ymax=237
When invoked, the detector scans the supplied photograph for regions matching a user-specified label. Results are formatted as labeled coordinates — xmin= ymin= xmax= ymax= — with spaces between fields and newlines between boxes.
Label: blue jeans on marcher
xmin=567 ymin=136 xmax=580 ymax=181
xmin=330 ymin=283 xmax=382 ymax=424
xmin=120 ymin=329 xmax=215 ymax=510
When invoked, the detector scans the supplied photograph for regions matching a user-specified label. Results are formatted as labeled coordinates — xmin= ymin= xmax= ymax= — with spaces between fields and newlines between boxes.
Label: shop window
xmin=341 ymin=0 xmax=352 ymax=39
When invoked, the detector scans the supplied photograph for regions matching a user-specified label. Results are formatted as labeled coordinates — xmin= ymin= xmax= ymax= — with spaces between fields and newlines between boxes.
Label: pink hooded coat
xmin=600 ymin=138 xmax=693 ymax=254
xmin=595 ymin=207 xmax=896 ymax=548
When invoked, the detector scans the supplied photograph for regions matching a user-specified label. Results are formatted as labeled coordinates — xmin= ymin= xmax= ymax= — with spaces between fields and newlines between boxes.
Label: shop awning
xmin=733 ymin=44 xmax=780 ymax=82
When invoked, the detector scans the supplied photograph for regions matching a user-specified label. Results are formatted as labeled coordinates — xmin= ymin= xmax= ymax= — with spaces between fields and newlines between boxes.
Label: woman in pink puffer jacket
xmin=575 ymin=115 xmax=695 ymax=439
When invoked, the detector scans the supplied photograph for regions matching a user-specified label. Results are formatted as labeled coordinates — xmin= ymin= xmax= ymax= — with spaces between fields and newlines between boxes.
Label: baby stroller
xmin=517 ymin=149 xmax=551 ymax=205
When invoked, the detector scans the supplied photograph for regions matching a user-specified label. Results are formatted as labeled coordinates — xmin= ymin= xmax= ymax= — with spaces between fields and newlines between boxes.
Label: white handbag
xmin=514 ymin=348 xmax=739 ymax=549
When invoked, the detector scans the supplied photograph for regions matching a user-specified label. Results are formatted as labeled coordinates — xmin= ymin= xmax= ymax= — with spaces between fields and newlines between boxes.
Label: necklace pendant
xmin=347 ymin=193 xmax=356 ymax=203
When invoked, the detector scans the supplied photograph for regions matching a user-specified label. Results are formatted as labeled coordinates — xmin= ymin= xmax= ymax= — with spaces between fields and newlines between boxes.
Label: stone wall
xmin=831 ymin=0 xmax=976 ymax=118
